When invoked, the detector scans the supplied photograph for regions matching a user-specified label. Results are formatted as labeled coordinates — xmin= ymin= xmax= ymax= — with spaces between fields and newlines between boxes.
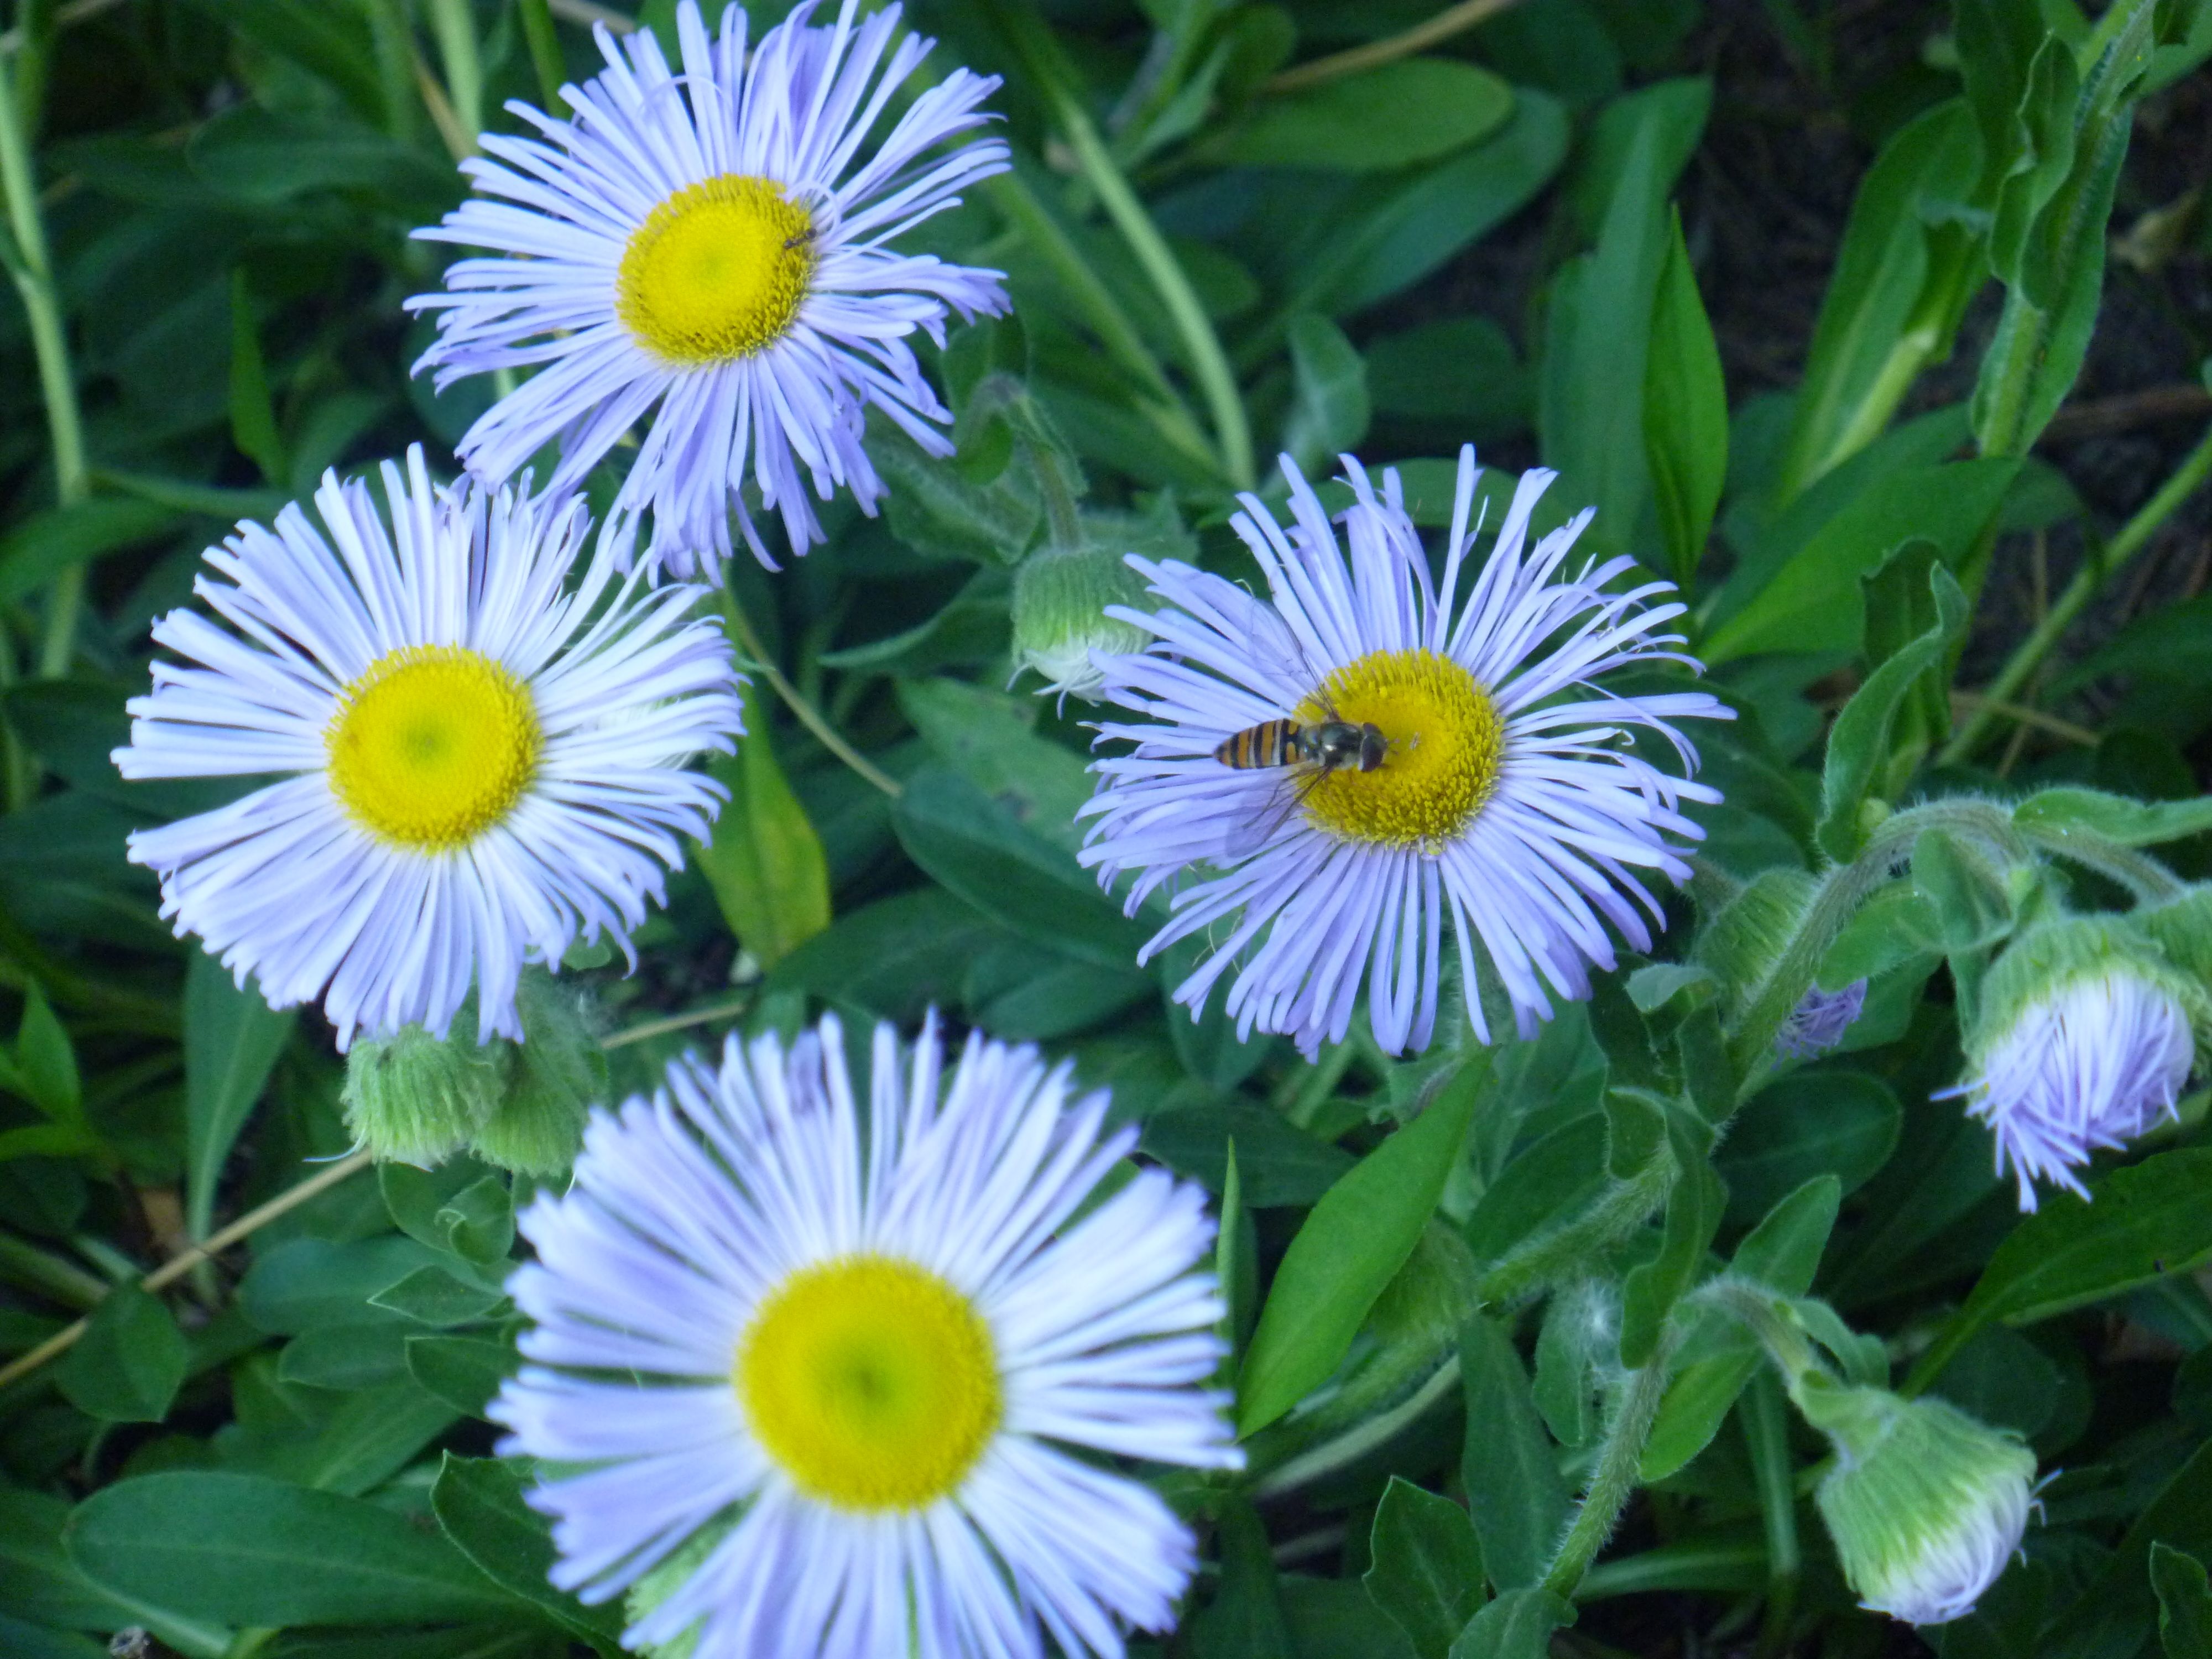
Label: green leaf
xmin=694 ymin=676 xmax=831 ymax=971
xmin=65 ymin=1473 xmax=513 ymax=1626
xmin=1458 ymin=1314 xmax=1568 ymax=1592
xmin=369 ymin=1265 xmax=507 ymax=1327
xmin=12 ymin=985 xmax=81 ymax=1127
xmin=767 ymin=888 xmax=1011 ymax=1024
xmin=278 ymin=1324 xmax=412 ymax=1391
xmin=1366 ymin=317 xmax=1530 ymax=439
xmin=431 ymin=1457 xmax=624 ymax=1655
xmin=2044 ymin=1438 xmax=2212 ymax=1655
xmin=1541 ymin=81 xmax=1710 ymax=544
xmin=1219 ymin=59 xmax=1513 ymax=171
xmin=1732 ymin=1174 xmax=1843 ymax=1295
xmin=1714 ymin=1073 xmax=1900 ymax=1227
xmin=0 ymin=1616 xmax=106 ymax=1659
xmin=1619 ymin=1149 xmax=1724 ymax=1368
xmin=892 ymin=766 xmax=1146 ymax=969
xmin=228 ymin=269 xmax=285 ymax=483
xmin=1908 ymin=828 xmax=2014 ymax=954
xmin=184 ymin=954 xmax=295 ymax=1240
xmin=1363 ymin=1477 xmax=1485 ymax=1659
xmin=1188 ymin=1495 xmax=1291 ymax=1659
xmin=2154 ymin=1543 xmax=2212 ymax=1659
xmin=1284 ymin=314 xmax=1370 ymax=472
xmin=239 ymin=1234 xmax=447 ymax=1334
xmin=1463 ymin=1115 xmax=1610 ymax=1267
xmin=1776 ymin=99 xmax=1984 ymax=498
xmin=186 ymin=106 xmax=448 ymax=207
xmin=1446 ymin=1585 xmax=1574 ymax=1658
xmin=1815 ymin=559 xmax=1966 ymax=861
xmin=2013 ymin=786 xmax=2212 ymax=848
xmin=1238 ymin=1068 xmax=1477 ymax=1433
xmin=1908 ymin=1148 xmax=2212 ymax=1391
xmin=874 ymin=425 xmax=1043 ymax=564
xmin=1276 ymin=91 xmax=1569 ymax=319
xmin=1642 ymin=210 xmax=1727 ymax=590
xmin=1704 ymin=458 xmax=2017 ymax=662
xmin=55 ymin=1286 xmax=187 ymax=1423
xmin=896 ymin=676 xmax=1094 ymax=857
xmin=406 ymin=1333 xmax=517 ymax=1417
xmin=1140 ymin=1102 xmax=1355 ymax=1207
xmin=0 ymin=499 xmax=178 ymax=611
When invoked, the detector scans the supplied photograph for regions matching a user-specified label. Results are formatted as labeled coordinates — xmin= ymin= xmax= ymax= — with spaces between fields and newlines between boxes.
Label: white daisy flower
xmin=112 ymin=447 xmax=743 ymax=1050
xmin=1953 ymin=959 xmax=2194 ymax=1211
xmin=406 ymin=0 xmax=1009 ymax=575
xmin=1079 ymin=446 xmax=1730 ymax=1056
xmin=494 ymin=1013 xmax=1240 ymax=1659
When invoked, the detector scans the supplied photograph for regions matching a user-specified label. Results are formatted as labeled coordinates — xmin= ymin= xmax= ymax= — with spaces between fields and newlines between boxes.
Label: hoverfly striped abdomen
xmin=1214 ymin=719 xmax=1305 ymax=769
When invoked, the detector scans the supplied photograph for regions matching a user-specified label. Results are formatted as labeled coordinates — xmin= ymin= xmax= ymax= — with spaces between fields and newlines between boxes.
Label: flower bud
xmin=341 ymin=970 xmax=603 ymax=1175
xmin=1792 ymin=1379 xmax=2035 ymax=1626
xmin=341 ymin=1016 xmax=513 ymax=1168
xmin=1776 ymin=979 xmax=1867 ymax=1059
xmin=1949 ymin=917 xmax=2200 ymax=1209
xmin=1009 ymin=541 xmax=1152 ymax=703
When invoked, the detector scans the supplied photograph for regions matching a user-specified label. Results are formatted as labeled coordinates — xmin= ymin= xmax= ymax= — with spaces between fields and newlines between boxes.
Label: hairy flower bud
xmin=1793 ymin=1379 xmax=2036 ymax=1626
xmin=1010 ymin=541 xmax=1151 ymax=702
xmin=1776 ymin=979 xmax=1867 ymax=1058
xmin=341 ymin=971 xmax=602 ymax=1174
xmin=1947 ymin=917 xmax=2199 ymax=1209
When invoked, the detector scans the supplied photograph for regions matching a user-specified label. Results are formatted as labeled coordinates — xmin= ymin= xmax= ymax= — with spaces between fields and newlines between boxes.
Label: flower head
xmin=1079 ymin=447 xmax=1729 ymax=1056
xmin=494 ymin=1013 xmax=1240 ymax=1658
xmin=408 ymin=0 xmax=1009 ymax=574
xmin=1949 ymin=920 xmax=2198 ymax=1210
xmin=1794 ymin=1381 xmax=2035 ymax=1626
xmin=112 ymin=447 xmax=742 ymax=1049
xmin=1776 ymin=979 xmax=1867 ymax=1059
xmin=1011 ymin=541 xmax=1154 ymax=705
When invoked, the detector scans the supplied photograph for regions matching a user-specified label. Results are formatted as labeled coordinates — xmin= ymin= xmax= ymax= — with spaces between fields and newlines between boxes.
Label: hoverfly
xmin=1211 ymin=702 xmax=1388 ymax=854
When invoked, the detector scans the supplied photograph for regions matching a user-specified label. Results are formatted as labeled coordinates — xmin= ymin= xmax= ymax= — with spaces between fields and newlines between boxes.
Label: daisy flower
xmin=407 ymin=0 xmax=1009 ymax=575
xmin=112 ymin=447 xmax=743 ymax=1050
xmin=494 ymin=1014 xmax=1239 ymax=1659
xmin=1079 ymin=446 xmax=1730 ymax=1056
xmin=1950 ymin=930 xmax=2196 ymax=1210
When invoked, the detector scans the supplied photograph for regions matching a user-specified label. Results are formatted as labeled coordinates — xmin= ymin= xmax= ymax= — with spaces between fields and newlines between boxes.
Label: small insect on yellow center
xmin=617 ymin=173 xmax=815 ymax=365
xmin=1298 ymin=648 xmax=1504 ymax=849
xmin=738 ymin=1254 xmax=1000 ymax=1512
xmin=326 ymin=645 xmax=540 ymax=851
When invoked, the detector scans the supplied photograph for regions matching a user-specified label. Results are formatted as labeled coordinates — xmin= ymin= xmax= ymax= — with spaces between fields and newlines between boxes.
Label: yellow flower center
xmin=617 ymin=174 xmax=815 ymax=365
xmin=737 ymin=1254 xmax=1000 ymax=1512
xmin=1298 ymin=648 xmax=1504 ymax=849
xmin=325 ymin=645 xmax=540 ymax=850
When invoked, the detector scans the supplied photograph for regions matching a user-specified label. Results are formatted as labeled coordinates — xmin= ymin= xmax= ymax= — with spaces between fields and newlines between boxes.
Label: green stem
xmin=979 ymin=167 xmax=1221 ymax=484
xmin=0 ymin=50 xmax=90 ymax=680
xmin=1247 ymin=1355 xmax=1462 ymax=1500
xmin=1542 ymin=1348 xmax=1676 ymax=1599
xmin=517 ymin=0 xmax=567 ymax=111
xmin=0 ymin=1230 xmax=108 ymax=1310
xmin=1744 ymin=1371 xmax=1801 ymax=1656
xmin=986 ymin=2 xmax=1254 ymax=488
xmin=718 ymin=588 xmax=902 ymax=799
xmin=1942 ymin=418 xmax=2212 ymax=765
xmin=1725 ymin=798 xmax=2024 ymax=1079
xmin=426 ymin=0 xmax=485 ymax=137
xmin=2020 ymin=826 xmax=2185 ymax=904
xmin=1474 ymin=1150 xmax=1676 ymax=1309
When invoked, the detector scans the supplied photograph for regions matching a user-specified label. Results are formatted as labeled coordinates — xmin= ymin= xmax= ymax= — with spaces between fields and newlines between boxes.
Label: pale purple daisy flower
xmin=1776 ymin=979 xmax=1867 ymax=1058
xmin=1952 ymin=966 xmax=2193 ymax=1211
xmin=112 ymin=447 xmax=742 ymax=1049
xmin=407 ymin=0 xmax=1009 ymax=575
xmin=494 ymin=1013 xmax=1239 ymax=1659
xmin=1078 ymin=447 xmax=1731 ymax=1057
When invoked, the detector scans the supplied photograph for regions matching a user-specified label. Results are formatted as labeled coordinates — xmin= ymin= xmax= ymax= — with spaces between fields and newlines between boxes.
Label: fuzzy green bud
xmin=341 ymin=969 xmax=603 ymax=1175
xmin=1792 ymin=1379 xmax=2036 ymax=1625
xmin=1009 ymin=541 xmax=1152 ymax=702
xmin=341 ymin=1019 xmax=513 ymax=1167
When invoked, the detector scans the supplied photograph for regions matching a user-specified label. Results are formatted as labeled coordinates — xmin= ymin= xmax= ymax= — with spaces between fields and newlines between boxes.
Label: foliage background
xmin=1 ymin=0 xmax=2211 ymax=1656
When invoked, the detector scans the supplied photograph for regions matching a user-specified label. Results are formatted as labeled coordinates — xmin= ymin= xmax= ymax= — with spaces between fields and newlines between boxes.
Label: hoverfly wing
xmin=1212 ymin=763 xmax=1322 ymax=864
xmin=1209 ymin=582 xmax=1324 ymax=711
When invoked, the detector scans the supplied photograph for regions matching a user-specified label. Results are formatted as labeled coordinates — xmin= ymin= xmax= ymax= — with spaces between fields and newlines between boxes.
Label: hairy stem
xmin=1542 ymin=1347 xmax=1676 ymax=1599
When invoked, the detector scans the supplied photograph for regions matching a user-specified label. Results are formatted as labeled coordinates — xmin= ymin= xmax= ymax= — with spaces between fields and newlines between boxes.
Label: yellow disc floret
xmin=326 ymin=645 xmax=540 ymax=850
xmin=1299 ymin=648 xmax=1504 ymax=849
xmin=738 ymin=1254 xmax=1000 ymax=1512
xmin=617 ymin=173 xmax=815 ymax=365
